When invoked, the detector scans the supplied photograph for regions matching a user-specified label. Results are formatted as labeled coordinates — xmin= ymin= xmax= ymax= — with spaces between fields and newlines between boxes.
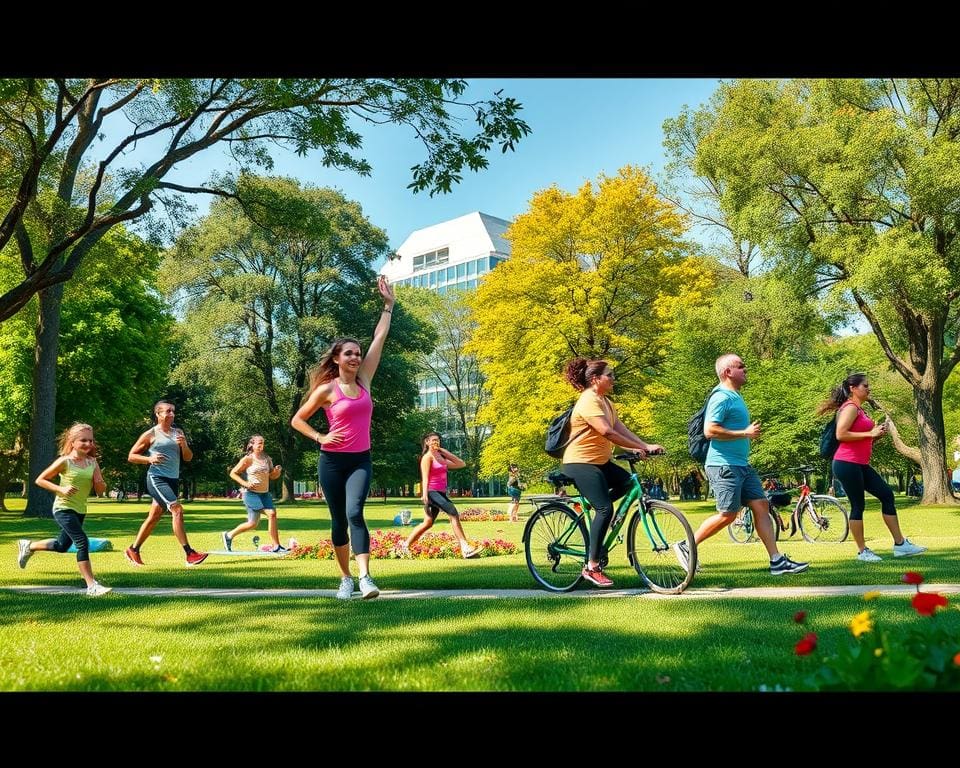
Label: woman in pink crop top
xmin=819 ymin=373 xmax=925 ymax=562
xmin=401 ymin=432 xmax=483 ymax=559
xmin=291 ymin=276 xmax=395 ymax=600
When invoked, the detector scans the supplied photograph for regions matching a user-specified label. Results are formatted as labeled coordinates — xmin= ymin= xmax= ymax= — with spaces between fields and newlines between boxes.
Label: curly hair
xmin=563 ymin=357 xmax=608 ymax=392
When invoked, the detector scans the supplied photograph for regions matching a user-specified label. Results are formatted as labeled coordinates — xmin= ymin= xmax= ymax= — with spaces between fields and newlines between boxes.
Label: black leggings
xmin=50 ymin=510 xmax=90 ymax=562
xmin=561 ymin=461 xmax=632 ymax=562
xmin=832 ymin=459 xmax=896 ymax=521
xmin=425 ymin=490 xmax=459 ymax=519
xmin=319 ymin=450 xmax=372 ymax=554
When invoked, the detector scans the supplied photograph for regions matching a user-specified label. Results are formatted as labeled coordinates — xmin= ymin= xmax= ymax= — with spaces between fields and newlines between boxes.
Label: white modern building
xmin=380 ymin=212 xmax=510 ymax=294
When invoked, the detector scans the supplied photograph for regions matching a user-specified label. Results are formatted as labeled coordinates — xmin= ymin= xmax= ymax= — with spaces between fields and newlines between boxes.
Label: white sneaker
xmin=17 ymin=539 xmax=33 ymax=569
xmin=856 ymin=548 xmax=883 ymax=562
xmin=335 ymin=576 xmax=355 ymax=600
xmin=893 ymin=538 xmax=927 ymax=557
xmin=358 ymin=574 xmax=380 ymax=599
xmin=86 ymin=582 xmax=112 ymax=597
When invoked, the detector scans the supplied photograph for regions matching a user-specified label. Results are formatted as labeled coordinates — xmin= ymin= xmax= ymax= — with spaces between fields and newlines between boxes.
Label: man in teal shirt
xmin=674 ymin=354 xmax=809 ymax=576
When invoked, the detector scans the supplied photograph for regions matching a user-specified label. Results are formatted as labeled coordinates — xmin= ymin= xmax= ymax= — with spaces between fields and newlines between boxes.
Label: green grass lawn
xmin=2 ymin=494 xmax=958 ymax=690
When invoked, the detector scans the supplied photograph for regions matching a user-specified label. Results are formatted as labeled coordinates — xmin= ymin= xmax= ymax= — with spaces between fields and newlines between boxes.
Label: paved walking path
xmin=5 ymin=583 xmax=960 ymax=600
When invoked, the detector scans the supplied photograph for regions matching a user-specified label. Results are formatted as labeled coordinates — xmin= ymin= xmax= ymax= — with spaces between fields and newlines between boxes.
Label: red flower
xmin=953 ymin=652 xmax=960 ymax=668
xmin=794 ymin=632 xmax=818 ymax=656
xmin=793 ymin=610 xmax=807 ymax=624
xmin=901 ymin=571 xmax=924 ymax=585
xmin=911 ymin=592 xmax=949 ymax=616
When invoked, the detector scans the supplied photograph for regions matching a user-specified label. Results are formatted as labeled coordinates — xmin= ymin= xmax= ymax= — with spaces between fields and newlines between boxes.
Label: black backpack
xmin=545 ymin=406 xmax=589 ymax=459
xmin=687 ymin=390 xmax=717 ymax=463
xmin=819 ymin=414 xmax=840 ymax=459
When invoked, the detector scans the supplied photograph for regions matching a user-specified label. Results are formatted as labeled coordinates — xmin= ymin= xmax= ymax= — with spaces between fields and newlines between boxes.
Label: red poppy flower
xmin=901 ymin=572 xmax=924 ymax=585
xmin=911 ymin=592 xmax=949 ymax=616
xmin=794 ymin=632 xmax=818 ymax=656
xmin=793 ymin=610 xmax=807 ymax=624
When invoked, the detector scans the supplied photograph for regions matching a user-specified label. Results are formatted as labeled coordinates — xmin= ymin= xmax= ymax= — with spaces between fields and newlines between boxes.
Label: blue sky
xmin=158 ymin=79 xmax=722 ymax=252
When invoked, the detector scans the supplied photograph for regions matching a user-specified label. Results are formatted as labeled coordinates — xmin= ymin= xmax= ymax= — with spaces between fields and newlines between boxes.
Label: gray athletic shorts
xmin=704 ymin=465 xmax=765 ymax=513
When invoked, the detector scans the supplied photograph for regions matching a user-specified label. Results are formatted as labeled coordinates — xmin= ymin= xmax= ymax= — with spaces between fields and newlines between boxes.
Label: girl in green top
xmin=20 ymin=423 xmax=111 ymax=597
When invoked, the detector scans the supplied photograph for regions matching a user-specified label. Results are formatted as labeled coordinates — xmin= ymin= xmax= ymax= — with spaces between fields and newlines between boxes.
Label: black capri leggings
xmin=319 ymin=450 xmax=372 ymax=554
xmin=425 ymin=490 xmax=459 ymax=519
xmin=832 ymin=459 xmax=896 ymax=521
xmin=561 ymin=461 xmax=633 ymax=563
xmin=50 ymin=510 xmax=90 ymax=562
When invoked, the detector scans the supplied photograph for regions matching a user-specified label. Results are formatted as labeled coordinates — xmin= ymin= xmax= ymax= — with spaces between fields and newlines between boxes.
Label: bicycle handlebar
xmin=614 ymin=449 xmax=666 ymax=463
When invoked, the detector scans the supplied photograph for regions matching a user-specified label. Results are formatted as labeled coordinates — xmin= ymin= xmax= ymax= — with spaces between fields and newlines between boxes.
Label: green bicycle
xmin=523 ymin=451 xmax=697 ymax=594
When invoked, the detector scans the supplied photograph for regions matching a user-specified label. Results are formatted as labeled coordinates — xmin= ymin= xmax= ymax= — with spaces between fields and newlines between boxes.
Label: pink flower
xmin=901 ymin=571 xmax=924 ymax=586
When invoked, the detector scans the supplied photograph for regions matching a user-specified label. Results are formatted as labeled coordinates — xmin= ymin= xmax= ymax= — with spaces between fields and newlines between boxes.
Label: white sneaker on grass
xmin=359 ymin=575 xmax=380 ymax=599
xmin=336 ymin=577 xmax=355 ymax=600
xmin=17 ymin=539 xmax=33 ymax=569
xmin=893 ymin=538 xmax=926 ymax=557
xmin=86 ymin=582 xmax=112 ymax=597
xmin=856 ymin=548 xmax=883 ymax=562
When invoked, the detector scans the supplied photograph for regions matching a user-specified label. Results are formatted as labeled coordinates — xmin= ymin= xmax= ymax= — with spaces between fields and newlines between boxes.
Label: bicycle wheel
xmin=800 ymin=495 xmax=849 ymax=543
xmin=728 ymin=507 xmax=756 ymax=543
xmin=524 ymin=503 xmax=588 ymax=592
xmin=627 ymin=500 xmax=696 ymax=594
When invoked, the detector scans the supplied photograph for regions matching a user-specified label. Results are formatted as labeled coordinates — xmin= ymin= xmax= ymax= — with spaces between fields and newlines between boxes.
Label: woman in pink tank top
xmin=401 ymin=432 xmax=483 ymax=559
xmin=291 ymin=276 xmax=395 ymax=600
xmin=819 ymin=373 xmax=925 ymax=562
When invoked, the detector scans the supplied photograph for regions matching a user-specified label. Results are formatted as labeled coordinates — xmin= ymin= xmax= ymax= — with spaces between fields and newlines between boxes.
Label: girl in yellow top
xmin=561 ymin=358 xmax=662 ymax=588
xmin=20 ymin=423 xmax=111 ymax=597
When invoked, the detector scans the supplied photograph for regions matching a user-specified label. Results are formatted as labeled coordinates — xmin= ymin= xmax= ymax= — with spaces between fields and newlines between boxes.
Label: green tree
xmin=692 ymin=78 xmax=960 ymax=503
xmin=0 ymin=78 xmax=530 ymax=515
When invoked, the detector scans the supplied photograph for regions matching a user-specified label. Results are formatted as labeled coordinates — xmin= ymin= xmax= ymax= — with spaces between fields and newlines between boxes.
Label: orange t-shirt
xmin=562 ymin=389 xmax=616 ymax=465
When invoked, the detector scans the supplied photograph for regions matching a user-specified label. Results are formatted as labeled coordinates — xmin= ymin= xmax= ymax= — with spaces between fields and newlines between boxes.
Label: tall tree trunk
xmin=25 ymin=285 xmax=63 ymax=518
xmin=276 ymin=432 xmax=299 ymax=503
xmin=0 ymin=434 xmax=27 ymax=513
xmin=914 ymin=379 xmax=956 ymax=505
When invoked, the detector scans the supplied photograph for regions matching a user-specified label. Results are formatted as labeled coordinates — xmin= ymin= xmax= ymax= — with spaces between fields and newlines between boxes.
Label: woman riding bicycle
xmin=561 ymin=357 xmax=662 ymax=588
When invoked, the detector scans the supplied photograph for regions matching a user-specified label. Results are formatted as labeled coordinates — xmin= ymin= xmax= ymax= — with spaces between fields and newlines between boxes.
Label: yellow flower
xmin=874 ymin=648 xmax=883 ymax=657
xmin=849 ymin=610 xmax=873 ymax=638
xmin=863 ymin=591 xmax=881 ymax=601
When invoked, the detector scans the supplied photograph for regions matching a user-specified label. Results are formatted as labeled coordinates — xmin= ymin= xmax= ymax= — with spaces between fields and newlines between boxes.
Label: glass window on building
xmin=428 ymin=270 xmax=436 ymax=287
xmin=447 ymin=266 xmax=456 ymax=282
xmin=456 ymin=262 xmax=466 ymax=278
xmin=466 ymin=259 xmax=475 ymax=276
xmin=438 ymin=285 xmax=447 ymax=295
xmin=413 ymin=255 xmax=425 ymax=272
xmin=466 ymin=279 xmax=477 ymax=289
xmin=476 ymin=257 xmax=488 ymax=274
xmin=437 ymin=247 xmax=449 ymax=265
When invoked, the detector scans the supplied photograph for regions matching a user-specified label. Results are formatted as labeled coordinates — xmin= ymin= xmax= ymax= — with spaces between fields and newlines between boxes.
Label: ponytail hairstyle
xmin=563 ymin=357 xmax=609 ymax=392
xmin=817 ymin=373 xmax=869 ymax=415
xmin=245 ymin=435 xmax=264 ymax=454
xmin=303 ymin=337 xmax=362 ymax=402
xmin=58 ymin=422 xmax=95 ymax=457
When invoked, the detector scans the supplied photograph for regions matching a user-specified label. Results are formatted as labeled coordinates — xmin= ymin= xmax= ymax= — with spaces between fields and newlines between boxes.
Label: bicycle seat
xmin=546 ymin=470 xmax=578 ymax=489
xmin=768 ymin=491 xmax=792 ymax=507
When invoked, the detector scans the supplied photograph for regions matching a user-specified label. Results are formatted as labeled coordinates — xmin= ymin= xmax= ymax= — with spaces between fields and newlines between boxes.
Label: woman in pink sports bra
xmin=819 ymin=373 xmax=926 ymax=562
xmin=401 ymin=432 xmax=483 ymax=559
xmin=291 ymin=276 xmax=395 ymax=600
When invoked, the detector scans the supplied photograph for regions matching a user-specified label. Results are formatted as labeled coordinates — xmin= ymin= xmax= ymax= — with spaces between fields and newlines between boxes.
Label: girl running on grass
xmin=223 ymin=435 xmax=285 ymax=553
xmin=20 ymin=423 xmax=111 ymax=597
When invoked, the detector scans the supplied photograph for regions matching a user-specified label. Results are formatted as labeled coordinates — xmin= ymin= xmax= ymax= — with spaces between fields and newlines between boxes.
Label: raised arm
xmin=437 ymin=447 xmax=466 ymax=470
xmin=358 ymin=276 xmax=395 ymax=387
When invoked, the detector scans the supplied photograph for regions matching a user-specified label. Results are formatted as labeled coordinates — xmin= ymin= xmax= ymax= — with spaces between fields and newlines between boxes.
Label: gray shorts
xmin=705 ymin=465 xmax=765 ymax=513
